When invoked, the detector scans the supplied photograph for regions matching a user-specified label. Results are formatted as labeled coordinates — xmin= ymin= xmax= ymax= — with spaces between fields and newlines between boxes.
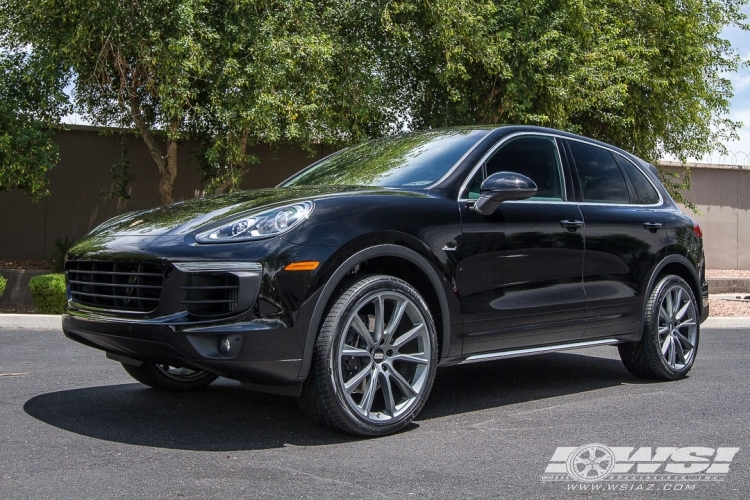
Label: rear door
xmin=564 ymin=139 xmax=667 ymax=339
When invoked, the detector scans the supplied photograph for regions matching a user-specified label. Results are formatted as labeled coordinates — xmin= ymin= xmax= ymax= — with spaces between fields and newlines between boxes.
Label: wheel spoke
xmin=669 ymin=337 xmax=677 ymax=368
xmin=675 ymin=300 xmax=690 ymax=321
xmin=390 ymin=352 xmax=429 ymax=365
xmin=674 ymin=331 xmax=695 ymax=351
xmin=344 ymin=365 xmax=371 ymax=394
xmin=384 ymin=298 xmax=408 ymax=344
xmin=661 ymin=334 xmax=672 ymax=355
xmin=672 ymin=288 xmax=683 ymax=317
xmin=350 ymin=315 xmax=375 ymax=348
xmin=341 ymin=345 xmax=371 ymax=358
xmin=380 ymin=371 xmax=396 ymax=417
xmin=389 ymin=366 xmax=417 ymax=399
xmin=359 ymin=370 xmax=378 ymax=414
xmin=658 ymin=326 xmax=670 ymax=335
xmin=665 ymin=292 xmax=674 ymax=320
xmin=372 ymin=295 xmax=385 ymax=344
xmin=674 ymin=337 xmax=687 ymax=364
xmin=675 ymin=319 xmax=696 ymax=330
xmin=391 ymin=323 xmax=425 ymax=349
xmin=659 ymin=305 xmax=669 ymax=323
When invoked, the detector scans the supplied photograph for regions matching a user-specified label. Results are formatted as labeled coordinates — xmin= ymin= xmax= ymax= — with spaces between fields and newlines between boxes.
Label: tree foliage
xmin=0 ymin=0 xmax=747 ymax=205
xmin=0 ymin=51 xmax=69 ymax=200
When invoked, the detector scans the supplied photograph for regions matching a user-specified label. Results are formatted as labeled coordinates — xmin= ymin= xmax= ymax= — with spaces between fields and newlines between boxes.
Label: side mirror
xmin=474 ymin=171 xmax=538 ymax=215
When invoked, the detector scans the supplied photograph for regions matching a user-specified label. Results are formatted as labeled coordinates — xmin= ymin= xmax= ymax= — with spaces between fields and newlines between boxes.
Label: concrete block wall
xmin=661 ymin=162 xmax=750 ymax=270
xmin=0 ymin=126 xmax=328 ymax=260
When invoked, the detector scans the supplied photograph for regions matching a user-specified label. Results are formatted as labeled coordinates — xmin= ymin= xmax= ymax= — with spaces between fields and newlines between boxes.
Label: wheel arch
xmin=297 ymin=244 xmax=453 ymax=380
xmin=640 ymin=254 xmax=704 ymax=339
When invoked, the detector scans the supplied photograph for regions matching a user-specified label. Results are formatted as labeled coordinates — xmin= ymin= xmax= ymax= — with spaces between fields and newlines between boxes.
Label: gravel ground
xmin=705 ymin=269 xmax=750 ymax=317
xmin=706 ymin=269 xmax=750 ymax=278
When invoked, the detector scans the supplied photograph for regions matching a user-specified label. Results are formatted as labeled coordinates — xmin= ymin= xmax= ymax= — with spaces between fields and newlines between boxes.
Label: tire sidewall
xmin=321 ymin=275 xmax=438 ymax=436
xmin=644 ymin=275 xmax=700 ymax=379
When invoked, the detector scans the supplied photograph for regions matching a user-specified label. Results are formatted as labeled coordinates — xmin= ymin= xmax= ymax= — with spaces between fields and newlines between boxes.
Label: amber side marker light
xmin=285 ymin=261 xmax=320 ymax=271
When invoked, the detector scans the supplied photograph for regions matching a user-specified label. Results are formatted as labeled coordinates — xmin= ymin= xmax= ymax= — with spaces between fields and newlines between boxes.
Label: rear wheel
xmin=121 ymin=361 xmax=218 ymax=391
xmin=618 ymin=275 xmax=699 ymax=380
xmin=299 ymin=275 xmax=438 ymax=437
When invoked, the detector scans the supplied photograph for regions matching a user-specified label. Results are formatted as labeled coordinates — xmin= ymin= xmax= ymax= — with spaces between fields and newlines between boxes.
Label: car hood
xmin=88 ymin=186 xmax=413 ymax=238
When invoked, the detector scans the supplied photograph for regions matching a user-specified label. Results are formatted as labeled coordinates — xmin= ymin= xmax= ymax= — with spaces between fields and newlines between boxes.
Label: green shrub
xmin=0 ymin=274 xmax=6 ymax=298
xmin=28 ymin=274 xmax=67 ymax=314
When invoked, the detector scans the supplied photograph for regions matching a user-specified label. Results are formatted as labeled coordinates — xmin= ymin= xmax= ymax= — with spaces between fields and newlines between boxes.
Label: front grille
xmin=179 ymin=273 xmax=240 ymax=317
xmin=67 ymin=261 xmax=164 ymax=313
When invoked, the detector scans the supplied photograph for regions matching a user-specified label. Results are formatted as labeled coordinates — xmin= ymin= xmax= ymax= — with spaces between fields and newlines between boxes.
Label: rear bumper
xmin=62 ymin=312 xmax=306 ymax=386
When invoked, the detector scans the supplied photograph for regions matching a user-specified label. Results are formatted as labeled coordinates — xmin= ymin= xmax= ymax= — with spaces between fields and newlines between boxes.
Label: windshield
xmin=282 ymin=129 xmax=491 ymax=188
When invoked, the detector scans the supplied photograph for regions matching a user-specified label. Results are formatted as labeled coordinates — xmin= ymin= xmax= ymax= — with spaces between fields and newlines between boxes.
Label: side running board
xmin=459 ymin=339 xmax=619 ymax=364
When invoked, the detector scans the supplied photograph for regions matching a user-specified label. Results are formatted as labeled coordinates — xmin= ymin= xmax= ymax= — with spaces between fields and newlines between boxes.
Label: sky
xmin=718 ymin=4 xmax=750 ymax=166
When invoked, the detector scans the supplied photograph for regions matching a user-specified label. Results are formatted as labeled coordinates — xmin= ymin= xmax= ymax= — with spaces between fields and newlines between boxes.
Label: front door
xmin=456 ymin=134 xmax=587 ymax=354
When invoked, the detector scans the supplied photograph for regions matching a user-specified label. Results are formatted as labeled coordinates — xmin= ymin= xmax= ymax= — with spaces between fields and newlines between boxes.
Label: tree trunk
xmin=158 ymin=120 xmax=180 ymax=205
xmin=126 ymin=90 xmax=178 ymax=205
xmin=213 ymin=133 xmax=250 ymax=195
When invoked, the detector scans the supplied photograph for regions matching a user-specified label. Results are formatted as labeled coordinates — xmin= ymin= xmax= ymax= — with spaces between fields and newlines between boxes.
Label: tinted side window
xmin=464 ymin=136 xmax=564 ymax=200
xmin=618 ymin=156 xmax=660 ymax=204
xmin=569 ymin=141 xmax=630 ymax=204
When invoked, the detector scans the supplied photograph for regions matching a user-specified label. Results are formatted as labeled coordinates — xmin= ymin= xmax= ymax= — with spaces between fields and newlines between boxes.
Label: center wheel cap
xmin=373 ymin=349 xmax=386 ymax=363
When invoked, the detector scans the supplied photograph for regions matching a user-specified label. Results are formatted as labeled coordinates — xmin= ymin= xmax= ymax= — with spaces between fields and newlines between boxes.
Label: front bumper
xmin=62 ymin=311 xmax=307 ymax=386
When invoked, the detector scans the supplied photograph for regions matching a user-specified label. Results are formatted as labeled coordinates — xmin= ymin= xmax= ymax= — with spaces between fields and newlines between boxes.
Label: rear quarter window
xmin=618 ymin=156 xmax=660 ymax=205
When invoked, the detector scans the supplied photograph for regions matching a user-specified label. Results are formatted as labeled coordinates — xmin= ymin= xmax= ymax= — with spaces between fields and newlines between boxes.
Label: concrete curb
xmin=0 ymin=314 xmax=62 ymax=330
xmin=707 ymin=278 xmax=750 ymax=294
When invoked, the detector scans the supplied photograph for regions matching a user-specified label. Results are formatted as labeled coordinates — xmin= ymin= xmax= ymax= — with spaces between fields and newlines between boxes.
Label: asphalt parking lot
xmin=1 ymin=316 xmax=748 ymax=499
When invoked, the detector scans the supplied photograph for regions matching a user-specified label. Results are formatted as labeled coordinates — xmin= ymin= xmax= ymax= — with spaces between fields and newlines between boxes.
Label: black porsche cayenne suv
xmin=63 ymin=126 xmax=708 ymax=437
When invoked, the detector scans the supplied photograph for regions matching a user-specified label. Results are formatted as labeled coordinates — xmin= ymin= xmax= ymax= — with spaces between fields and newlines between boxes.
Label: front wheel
xmin=298 ymin=275 xmax=438 ymax=437
xmin=618 ymin=275 xmax=700 ymax=380
xmin=121 ymin=361 xmax=218 ymax=391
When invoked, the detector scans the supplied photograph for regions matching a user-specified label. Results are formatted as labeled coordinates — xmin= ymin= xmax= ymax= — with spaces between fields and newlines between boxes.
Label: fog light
xmin=218 ymin=335 xmax=243 ymax=356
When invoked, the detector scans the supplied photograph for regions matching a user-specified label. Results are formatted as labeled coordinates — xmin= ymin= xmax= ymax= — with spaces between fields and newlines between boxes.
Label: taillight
xmin=693 ymin=222 xmax=702 ymax=238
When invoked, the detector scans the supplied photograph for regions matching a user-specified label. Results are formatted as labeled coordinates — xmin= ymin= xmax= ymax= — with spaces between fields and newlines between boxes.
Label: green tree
xmin=1 ymin=0 xmax=746 ymax=206
xmin=379 ymin=0 xmax=747 ymax=162
xmin=0 ymin=51 xmax=70 ymax=200
xmin=2 ymin=0 xmax=217 ymax=204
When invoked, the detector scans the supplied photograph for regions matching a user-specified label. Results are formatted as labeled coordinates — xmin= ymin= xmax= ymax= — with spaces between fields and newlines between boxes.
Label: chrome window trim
xmin=458 ymin=133 xmax=666 ymax=208
xmin=457 ymin=132 xmax=569 ymax=202
xmin=564 ymin=136 xmax=664 ymax=207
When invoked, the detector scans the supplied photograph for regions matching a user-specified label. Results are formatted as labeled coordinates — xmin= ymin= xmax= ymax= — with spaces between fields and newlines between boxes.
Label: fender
xmin=638 ymin=253 xmax=703 ymax=341
xmin=296 ymin=244 xmax=453 ymax=379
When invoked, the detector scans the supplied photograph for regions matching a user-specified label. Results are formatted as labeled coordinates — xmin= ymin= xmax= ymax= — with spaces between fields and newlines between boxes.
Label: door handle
xmin=643 ymin=222 xmax=663 ymax=232
xmin=560 ymin=220 xmax=584 ymax=232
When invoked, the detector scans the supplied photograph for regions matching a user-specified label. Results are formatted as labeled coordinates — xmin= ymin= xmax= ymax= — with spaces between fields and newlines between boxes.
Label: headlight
xmin=195 ymin=202 xmax=313 ymax=243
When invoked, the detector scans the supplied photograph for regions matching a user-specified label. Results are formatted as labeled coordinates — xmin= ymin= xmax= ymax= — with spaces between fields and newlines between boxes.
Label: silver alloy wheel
xmin=154 ymin=364 xmax=208 ymax=381
xmin=335 ymin=291 xmax=432 ymax=423
xmin=657 ymin=283 xmax=698 ymax=371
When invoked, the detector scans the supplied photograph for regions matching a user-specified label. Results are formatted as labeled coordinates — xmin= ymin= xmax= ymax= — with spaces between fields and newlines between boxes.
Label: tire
xmin=121 ymin=361 xmax=218 ymax=391
xmin=618 ymin=275 xmax=700 ymax=380
xmin=298 ymin=275 xmax=438 ymax=437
